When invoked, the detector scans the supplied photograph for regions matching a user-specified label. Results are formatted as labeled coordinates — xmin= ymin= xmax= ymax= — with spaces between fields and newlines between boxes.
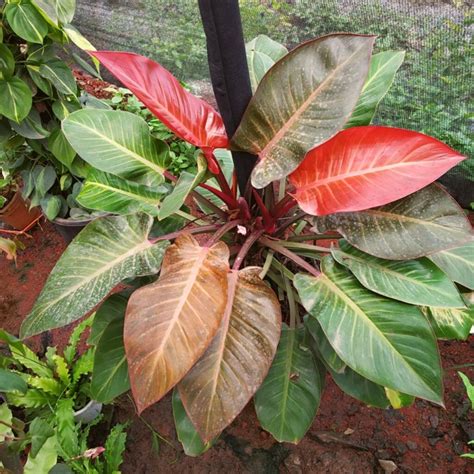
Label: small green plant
xmin=459 ymin=372 xmax=474 ymax=459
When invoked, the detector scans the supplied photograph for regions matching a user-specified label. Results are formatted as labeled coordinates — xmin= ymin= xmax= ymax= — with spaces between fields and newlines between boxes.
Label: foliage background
xmin=72 ymin=0 xmax=472 ymax=198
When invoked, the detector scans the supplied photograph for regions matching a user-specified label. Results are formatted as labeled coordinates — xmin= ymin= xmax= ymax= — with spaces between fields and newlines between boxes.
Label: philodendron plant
xmin=20 ymin=33 xmax=473 ymax=453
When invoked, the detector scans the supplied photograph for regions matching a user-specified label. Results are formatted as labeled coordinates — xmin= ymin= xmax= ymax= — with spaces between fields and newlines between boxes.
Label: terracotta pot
xmin=53 ymin=216 xmax=94 ymax=244
xmin=0 ymin=188 xmax=41 ymax=230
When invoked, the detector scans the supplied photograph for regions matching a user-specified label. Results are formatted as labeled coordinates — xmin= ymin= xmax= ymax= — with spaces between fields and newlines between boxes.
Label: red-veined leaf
xmin=125 ymin=234 xmax=230 ymax=413
xmin=89 ymin=51 xmax=228 ymax=171
xmin=290 ymin=126 xmax=464 ymax=216
xmin=178 ymin=268 xmax=281 ymax=443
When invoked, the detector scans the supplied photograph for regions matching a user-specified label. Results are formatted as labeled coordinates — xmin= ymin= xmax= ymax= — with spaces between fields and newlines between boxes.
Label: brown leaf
xmin=125 ymin=234 xmax=230 ymax=413
xmin=179 ymin=267 xmax=282 ymax=442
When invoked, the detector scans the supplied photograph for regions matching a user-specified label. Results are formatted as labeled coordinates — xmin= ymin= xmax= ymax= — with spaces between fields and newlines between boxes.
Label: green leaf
xmin=0 ymin=77 xmax=33 ymax=122
xmin=28 ymin=375 xmax=63 ymax=395
xmin=172 ymin=389 xmax=214 ymax=457
xmin=306 ymin=318 xmax=390 ymax=408
xmin=77 ymin=169 xmax=164 ymax=216
xmin=232 ymin=34 xmax=375 ymax=188
xmin=0 ymin=404 xmax=13 ymax=442
xmin=254 ymin=325 xmax=322 ymax=443
xmin=7 ymin=388 xmax=53 ymax=408
xmin=55 ymin=398 xmax=77 ymax=459
xmin=246 ymin=34 xmax=288 ymax=92
xmin=294 ymin=257 xmax=444 ymax=405
xmin=91 ymin=317 xmax=130 ymax=403
xmin=0 ymin=44 xmax=15 ymax=78
xmin=88 ymin=294 xmax=127 ymax=345
xmin=332 ymin=240 xmax=464 ymax=308
xmin=36 ymin=165 xmax=57 ymax=197
xmin=423 ymin=303 xmax=474 ymax=340
xmin=345 ymin=51 xmax=405 ymax=128
xmin=312 ymin=184 xmax=473 ymax=260
xmin=104 ymin=423 xmax=128 ymax=472
xmin=21 ymin=214 xmax=169 ymax=337
xmin=59 ymin=174 xmax=72 ymax=191
xmin=29 ymin=418 xmax=55 ymax=458
xmin=429 ymin=241 xmax=474 ymax=290
xmin=0 ymin=369 xmax=28 ymax=394
xmin=39 ymin=60 xmax=77 ymax=95
xmin=9 ymin=108 xmax=50 ymax=139
xmin=48 ymin=128 xmax=76 ymax=167
xmin=72 ymin=347 xmax=93 ymax=383
xmin=52 ymin=99 xmax=81 ymax=121
xmin=458 ymin=372 xmax=474 ymax=410
xmin=52 ymin=354 xmax=70 ymax=385
xmin=32 ymin=0 xmax=76 ymax=25
xmin=384 ymin=388 xmax=414 ymax=409
xmin=24 ymin=436 xmax=57 ymax=473
xmin=4 ymin=3 xmax=48 ymax=44
xmin=62 ymin=109 xmax=167 ymax=180
xmin=41 ymin=195 xmax=62 ymax=221
xmin=158 ymin=156 xmax=206 ymax=220
xmin=27 ymin=64 xmax=53 ymax=96
xmin=63 ymin=313 xmax=94 ymax=364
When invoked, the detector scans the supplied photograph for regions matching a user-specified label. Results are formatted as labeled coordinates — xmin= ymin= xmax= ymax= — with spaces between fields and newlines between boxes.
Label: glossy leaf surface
xmin=254 ymin=325 xmax=321 ymax=443
xmin=125 ymin=234 xmax=229 ymax=413
xmin=232 ymin=34 xmax=375 ymax=188
xmin=291 ymin=127 xmax=464 ymax=216
xmin=39 ymin=60 xmax=77 ymax=95
xmin=32 ymin=0 xmax=76 ymax=25
xmin=0 ymin=368 xmax=28 ymax=394
xmin=4 ymin=3 xmax=48 ymax=44
xmin=21 ymin=214 xmax=167 ymax=337
xmin=294 ymin=258 xmax=443 ymax=404
xmin=306 ymin=318 xmax=390 ymax=408
xmin=246 ymin=34 xmax=288 ymax=92
xmin=172 ymin=389 xmax=214 ymax=457
xmin=423 ymin=302 xmax=473 ymax=341
xmin=91 ymin=317 xmax=130 ymax=403
xmin=90 ymin=51 xmax=228 ymax=152
xmin=77 ymin=169 xmax=165 ymax=216
xmin=345 ymin=51 xmax=405 ymax=128
xmin=332 ymin=240 xmax=464 ymax=307
xmin=312 ymin=184 xmax=473 ymax=260
xmin=63 ymin=109 xmax=167 ymax=179
xmin=429 ymin=241 xmax=474 ymax=290
xmin=0 ymin=77 xmax=32 ymax=123
xmin=179 ymin=268 xmax=281 ymax=442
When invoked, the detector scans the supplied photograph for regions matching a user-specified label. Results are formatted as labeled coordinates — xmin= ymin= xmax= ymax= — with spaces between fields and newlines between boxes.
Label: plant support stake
xmin=198 ymin=0 xmax=258 ymax=193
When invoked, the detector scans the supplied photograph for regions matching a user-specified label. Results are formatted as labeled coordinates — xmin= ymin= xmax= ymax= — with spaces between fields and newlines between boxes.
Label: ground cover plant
xmin=18 ymin=31 xmax=474 ymax=455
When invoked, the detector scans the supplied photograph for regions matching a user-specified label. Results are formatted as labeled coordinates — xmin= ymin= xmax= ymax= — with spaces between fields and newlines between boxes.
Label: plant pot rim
xmin=0 ymin=185 xmax=20 ymax=215
xmin=73 ymin=399 xmax=103 ymax=423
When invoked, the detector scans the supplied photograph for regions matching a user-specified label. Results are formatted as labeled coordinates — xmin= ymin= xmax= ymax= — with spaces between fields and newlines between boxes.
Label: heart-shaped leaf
xmin=178 ymin=268 xmax=281 ymax=442
xmin=312 ymin=184 xmax=473 ymax=260
xmin=39 ymin=60 xmax=77 ymax=95
xmin=63 ymin=109 xmax=167 ymax=180
xmin=125 ymin=234 xmax=229 ymax=413
xmin=90 ymin=51 xmax=228 ymax=156
xmin=232 ymin=34 xmax=375 ymax=188
xmin=429 ymin=241 xmax=474 ymax=290
xmin=4 ymin=3 xmax=48 ymax=44
xmin=254 ymin=325 xmax=321 ymax=443
xmin=32 ymin=0 xmax=76 ymax=26
xmin=77 ymin=169 xmax=165 ymax=216
xmin=290 ymin=126 xmax=465 ymax=216
xmin=246 ymin=35 xmax=288 ymax=92
xmin=345 ymin=51 xmax=405 ymax=128
xmin=294 ymin=257 xmax=444 ymax=405
xmin=0 ymin=77 xmax=33 ymax=123
xmin=332 ymin=240 xmax=464 ymax=307
xmin=21 ymin=214 xmax=168 ymax=338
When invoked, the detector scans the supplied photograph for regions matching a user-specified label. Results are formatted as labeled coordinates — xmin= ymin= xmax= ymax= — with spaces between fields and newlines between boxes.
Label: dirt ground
xmin=0 ymin=220 xmax=473 ymax=473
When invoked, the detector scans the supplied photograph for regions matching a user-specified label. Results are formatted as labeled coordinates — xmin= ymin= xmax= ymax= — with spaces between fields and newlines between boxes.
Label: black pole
xmin=198 ymin=0 xmax=257 ymax=194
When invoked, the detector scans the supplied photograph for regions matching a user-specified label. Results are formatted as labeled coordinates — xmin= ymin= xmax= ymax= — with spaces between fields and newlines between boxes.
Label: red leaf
xmin=89 ymin=51 xmax=229 ymax=160
xmin=290 ymin=126 xmax=465 ymax=216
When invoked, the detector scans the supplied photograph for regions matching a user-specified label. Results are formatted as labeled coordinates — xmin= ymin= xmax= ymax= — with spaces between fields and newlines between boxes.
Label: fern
xmin=7 ymin=389 xmax=53 ymax=409
xmin=55 ymin=398 xmax=79 ymax=459
xmin=64 ymin=315 xmax=95 ymax=364
xmin=28 ymin=376 xmax=64 ymax=396
xmin=53 ymin=354 xmax=71 ymax=386
xmin=73 ymin=348 xmax=94 ymax=384
xmin=104 ymin=423 xmax=128 ymax=474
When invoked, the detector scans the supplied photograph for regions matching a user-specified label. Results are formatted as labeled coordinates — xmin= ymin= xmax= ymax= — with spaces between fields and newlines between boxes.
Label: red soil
xmin=0 ymin=221 xmax=473 ymax=473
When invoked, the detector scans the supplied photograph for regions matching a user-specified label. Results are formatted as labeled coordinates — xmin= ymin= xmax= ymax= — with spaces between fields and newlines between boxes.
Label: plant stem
xmin=232 ymin=228 xmax=265 ymax=270
xmin=277 ymin=240 xmax=330 ymax=253
xmin=206 ymin=219 xmax=242 ymax=246
xmin=274 ymin=211 xmax=308 ymax=235
xmin=259 ymin=236 xmax=321 ymax=277
xmin=259 ymin=250 xmax=274 ymax=279
xmin=288 ymin=233 xmax=341 ymax=242
xmin=149 ymin=224 xmax=221 ymax=244
xmin=175 ymin=209 xmax=209 ymax=225
xmin=272 ymin=193 xmax=297 ymax=218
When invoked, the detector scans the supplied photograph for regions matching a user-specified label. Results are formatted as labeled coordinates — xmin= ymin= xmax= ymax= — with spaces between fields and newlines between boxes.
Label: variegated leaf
xmin=312 ymin=184 xmax=473 ymax=260
xmin=178 ymin=267 xmax=281 ymax=442
xmin=294 ymin=257 xmax=443 ymax=404
xmin=232 ymin=33 xmax=375 ymax=188
xmin=332 ymin=240 xmax=464 ymax=307
xmin=125 ymin=234 xmax=230 ymax=413
xmin=21 ymin=214 xmax=168 ymax=338
xmin=429 ymin=241 xmax=474 ymax=290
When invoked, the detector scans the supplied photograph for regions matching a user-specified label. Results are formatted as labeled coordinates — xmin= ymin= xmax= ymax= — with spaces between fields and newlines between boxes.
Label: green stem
xmin=259 ymin=250 xmax=274 ymax=279
xmin=288 ymin=233 xmax=340 ymax=242
xmin=277 ymin=240 xmax=330 ymax=253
